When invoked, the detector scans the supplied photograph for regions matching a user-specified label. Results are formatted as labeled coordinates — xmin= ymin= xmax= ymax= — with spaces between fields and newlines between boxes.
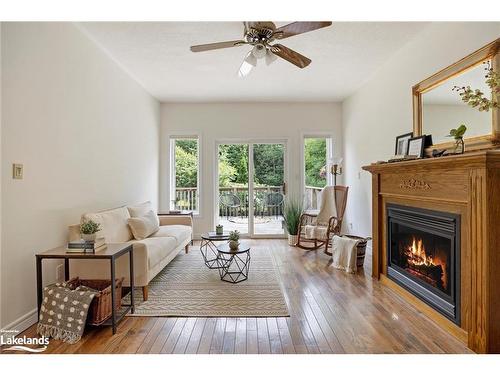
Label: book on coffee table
xmin=66 ymin=238 xmax=106 ymax=252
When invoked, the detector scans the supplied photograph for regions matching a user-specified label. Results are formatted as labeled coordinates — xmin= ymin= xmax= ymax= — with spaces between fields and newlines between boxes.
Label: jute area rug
xmin=127 ymin=243 xmax=289 ymax=317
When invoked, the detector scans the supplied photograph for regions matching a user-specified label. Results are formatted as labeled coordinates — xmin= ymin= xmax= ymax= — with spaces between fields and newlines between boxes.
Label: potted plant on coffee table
xmin=283 ymin=196 xmax=304 ymax=246
xmin=228 ymin=230 xmax=240 ymax=251
xmin=80 ymin=219 xmax=101 ymax=242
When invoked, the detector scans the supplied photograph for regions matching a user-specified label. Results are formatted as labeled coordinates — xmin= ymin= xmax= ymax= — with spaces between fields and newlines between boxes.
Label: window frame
xmin=300 ymin=132 xmax=335 ymax=198
xmin=169 ymin=134 xmax=201 ymax=216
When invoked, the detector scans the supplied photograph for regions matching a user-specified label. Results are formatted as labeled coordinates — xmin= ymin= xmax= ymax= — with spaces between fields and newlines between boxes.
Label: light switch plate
xmin=13 ymin=164 xmax=23 ymax=179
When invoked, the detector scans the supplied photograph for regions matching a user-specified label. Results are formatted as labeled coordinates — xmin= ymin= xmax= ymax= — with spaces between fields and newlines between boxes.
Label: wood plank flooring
xmin=13 ymin=239 xmax=471 ymax=354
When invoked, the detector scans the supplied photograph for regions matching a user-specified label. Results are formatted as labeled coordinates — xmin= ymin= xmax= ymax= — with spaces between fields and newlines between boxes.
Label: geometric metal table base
xmin=200 ymin=233 xmax=230 ymax=269
xmin=200 ymin=238 xmax=222 ymax=269
xmin=216 ymin=244 xmax=251 ymax=284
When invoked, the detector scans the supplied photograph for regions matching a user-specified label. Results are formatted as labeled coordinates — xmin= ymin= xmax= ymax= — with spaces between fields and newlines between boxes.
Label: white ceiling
xmin=78 ymin=22 xmax=429 ymax=102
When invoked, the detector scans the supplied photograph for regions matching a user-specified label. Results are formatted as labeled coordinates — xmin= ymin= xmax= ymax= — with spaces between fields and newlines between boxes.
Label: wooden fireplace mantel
xmin=363 ymin=150 xmax=500 ymax=354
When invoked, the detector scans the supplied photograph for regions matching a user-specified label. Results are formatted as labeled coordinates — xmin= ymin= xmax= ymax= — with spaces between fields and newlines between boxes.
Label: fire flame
xmin=406 ymin=237 xmax=447 ymax=289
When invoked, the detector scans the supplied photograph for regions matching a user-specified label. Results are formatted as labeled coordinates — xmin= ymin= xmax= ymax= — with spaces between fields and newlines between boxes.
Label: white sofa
xmin=68 ymin=202 xmax=192 ymax=300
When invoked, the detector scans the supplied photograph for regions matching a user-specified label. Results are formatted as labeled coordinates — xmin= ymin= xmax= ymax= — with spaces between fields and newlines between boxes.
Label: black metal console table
xmin=35 ymin=243 xmax=135 ymax=334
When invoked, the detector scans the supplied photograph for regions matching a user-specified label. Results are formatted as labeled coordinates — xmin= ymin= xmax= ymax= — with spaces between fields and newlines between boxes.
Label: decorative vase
xmin=288 ymin=234 xmax=298 ymax=246
xmin=216 ymin=225 xmax=223 ymax=235
xmin=454 ymin=137 xmax=465 ymax=154
xmin=81 ymin=233 xmax=96 ymax=242
xmin=229 ymin=240 xmax=239 ymax=251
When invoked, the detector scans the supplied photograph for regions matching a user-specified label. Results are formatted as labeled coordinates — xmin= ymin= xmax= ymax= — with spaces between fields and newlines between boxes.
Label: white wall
xmin=1 ymin=23 xmax=160 ymax=330
xmin=160 ymin=102 xmax=343 ymax=236
xmin=342 ymin=23 xmax=500 ymax=243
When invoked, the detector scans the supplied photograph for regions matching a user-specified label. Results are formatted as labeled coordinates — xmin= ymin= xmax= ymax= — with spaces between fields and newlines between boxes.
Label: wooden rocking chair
xmin=296 ymin=185 xmax=349 ymax=254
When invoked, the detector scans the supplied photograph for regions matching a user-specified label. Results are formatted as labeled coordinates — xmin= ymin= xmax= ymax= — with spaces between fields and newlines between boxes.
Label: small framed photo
xmin=395 ymin=132 xmax=413 ymax=156
xmin=407 ymin=136 xmax=426 ymax=158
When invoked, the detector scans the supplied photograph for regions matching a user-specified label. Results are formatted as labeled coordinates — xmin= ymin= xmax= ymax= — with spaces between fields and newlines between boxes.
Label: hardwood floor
xmin=13 ymin=239 xmax=471 ymax=354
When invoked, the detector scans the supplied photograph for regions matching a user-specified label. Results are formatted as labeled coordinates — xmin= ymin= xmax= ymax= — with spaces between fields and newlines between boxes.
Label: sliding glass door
xmin=218 ymin=143 xmax=250 ymax=235
xmin=216 ymin=141 xmax=287 ymax=237
xmin=252 ymin=143 xmax=286 ymax=235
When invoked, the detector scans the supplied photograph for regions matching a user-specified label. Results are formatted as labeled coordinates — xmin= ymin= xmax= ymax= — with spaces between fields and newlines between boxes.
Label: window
xmin=170 ymin=136 xmax=200 ymax=214
xmin=302 ymin=135 xmax=333 ymax=209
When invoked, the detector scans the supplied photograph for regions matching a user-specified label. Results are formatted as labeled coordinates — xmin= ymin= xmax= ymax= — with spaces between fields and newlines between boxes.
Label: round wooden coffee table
xmin=216 ymin=243 xmax=251 ymax=283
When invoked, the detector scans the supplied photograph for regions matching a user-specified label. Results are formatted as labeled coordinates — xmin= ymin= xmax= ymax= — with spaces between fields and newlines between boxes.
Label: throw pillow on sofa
xmin=128 ymin=210 xmax=160 ymax=240
xmin=127 ymin=201 xmax=160 ymax=226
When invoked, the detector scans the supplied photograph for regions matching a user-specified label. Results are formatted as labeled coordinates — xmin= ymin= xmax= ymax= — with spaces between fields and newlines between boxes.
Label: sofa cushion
xmin=132 ymin=236 xmax=177 ymax=268
xmin=128 ymin=210 xmax=160 ymax=240
xmin=151 ymin=225 xmax=192 ymax=246
xmin=82 ymin=206 xmax=132 ymax=243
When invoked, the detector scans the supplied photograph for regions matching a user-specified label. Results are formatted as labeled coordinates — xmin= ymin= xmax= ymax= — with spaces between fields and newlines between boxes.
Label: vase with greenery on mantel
xmin=80 ymin=219 xmax=101 ymax=242
xmin=447 ymin=124 xmax=467 ymax=154
xmin=282 ymin=196 xmax=304 ymax=246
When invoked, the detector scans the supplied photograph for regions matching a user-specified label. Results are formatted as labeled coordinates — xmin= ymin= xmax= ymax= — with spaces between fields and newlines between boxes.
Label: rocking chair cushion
xmin=304 ymin=224 xmax=329 ymax=240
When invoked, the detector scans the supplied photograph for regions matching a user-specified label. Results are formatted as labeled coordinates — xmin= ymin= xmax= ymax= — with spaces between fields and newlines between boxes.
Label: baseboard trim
xmin=1 ymin=308 xmax=38 ymax=337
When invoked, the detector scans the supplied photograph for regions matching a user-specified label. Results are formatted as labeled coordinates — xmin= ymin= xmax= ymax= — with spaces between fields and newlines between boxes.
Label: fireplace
xmin=387 ymin=204 xmax=460 ymax=324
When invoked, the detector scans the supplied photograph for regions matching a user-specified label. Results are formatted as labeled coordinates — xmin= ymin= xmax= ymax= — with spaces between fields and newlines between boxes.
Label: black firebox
xmin=387 ymin=204 xmax=460 ymax=325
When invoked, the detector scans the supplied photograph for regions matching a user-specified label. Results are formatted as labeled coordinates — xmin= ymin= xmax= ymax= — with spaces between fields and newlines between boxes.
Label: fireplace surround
xmin=363 ymin=150 xmax=500 ymax=353
xmin=386 ymin=204 xmax=460 ymax=324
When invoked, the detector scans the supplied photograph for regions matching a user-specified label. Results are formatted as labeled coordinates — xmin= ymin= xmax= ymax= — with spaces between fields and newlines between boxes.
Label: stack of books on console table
xmin=66 ymin=237 xmax=106 ymax=253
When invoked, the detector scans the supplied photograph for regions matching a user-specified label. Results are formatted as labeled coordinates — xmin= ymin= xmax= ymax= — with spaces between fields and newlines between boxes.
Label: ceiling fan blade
xmin=271 ymin=44 xmax=311 ymax=68
xmin=190 ymin=40 xmax=246 ymax=52
xmin=274 ymin=22 xmax=332 ymax=39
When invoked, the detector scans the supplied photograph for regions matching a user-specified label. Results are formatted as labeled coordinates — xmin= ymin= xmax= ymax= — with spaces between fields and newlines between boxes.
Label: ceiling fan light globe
xmin=265 ymin=50 xmax=277 ymax=65
xmin=238 ymin=51 xmax=256 ymax=78
xmin=238 ymin=61 xmax=254 ymax=78
xmin=252 ymin=44 xmax=267 ymax=59
xmin=244 ymin=51 xmax=258 ymax=67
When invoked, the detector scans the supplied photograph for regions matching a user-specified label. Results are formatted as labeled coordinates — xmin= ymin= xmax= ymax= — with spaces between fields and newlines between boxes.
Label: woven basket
xmin=343 ymin=235 xmax=372 ymax=268
xmin=66 ymin=277 xmax=124 ymax=326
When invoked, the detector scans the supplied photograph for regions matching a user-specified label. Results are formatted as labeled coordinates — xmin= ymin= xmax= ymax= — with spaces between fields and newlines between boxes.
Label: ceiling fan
xmin=190 ymin=21 xmax=332 ymax=77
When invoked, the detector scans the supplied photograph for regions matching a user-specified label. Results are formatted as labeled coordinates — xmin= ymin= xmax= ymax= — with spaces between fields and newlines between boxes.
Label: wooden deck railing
xmin=218 ymin=186 xmax=284 ymax=218
xmin=174 ymin=187 xmax=198 ymax=211
xmin=304 ymin=185 xmax=323 ymax=210
xmin=174 ymin=185 xmax=323 ymax=215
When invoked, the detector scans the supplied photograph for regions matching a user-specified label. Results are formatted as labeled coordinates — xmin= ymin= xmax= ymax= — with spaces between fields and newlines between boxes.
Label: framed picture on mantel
xmin=407 ymin=135 xmax=425 ymax=158
xmin=395 ymin=132 xmax=413 ymax=156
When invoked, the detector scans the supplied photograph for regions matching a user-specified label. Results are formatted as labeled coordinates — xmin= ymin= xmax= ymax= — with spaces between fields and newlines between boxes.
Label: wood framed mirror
xmin=412 ymin=38 xmax=500 ymax=153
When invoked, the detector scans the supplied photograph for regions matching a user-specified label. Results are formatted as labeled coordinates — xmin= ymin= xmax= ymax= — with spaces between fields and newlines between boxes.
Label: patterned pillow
xmin=37 ymin=282 xmax=97 ymax=344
